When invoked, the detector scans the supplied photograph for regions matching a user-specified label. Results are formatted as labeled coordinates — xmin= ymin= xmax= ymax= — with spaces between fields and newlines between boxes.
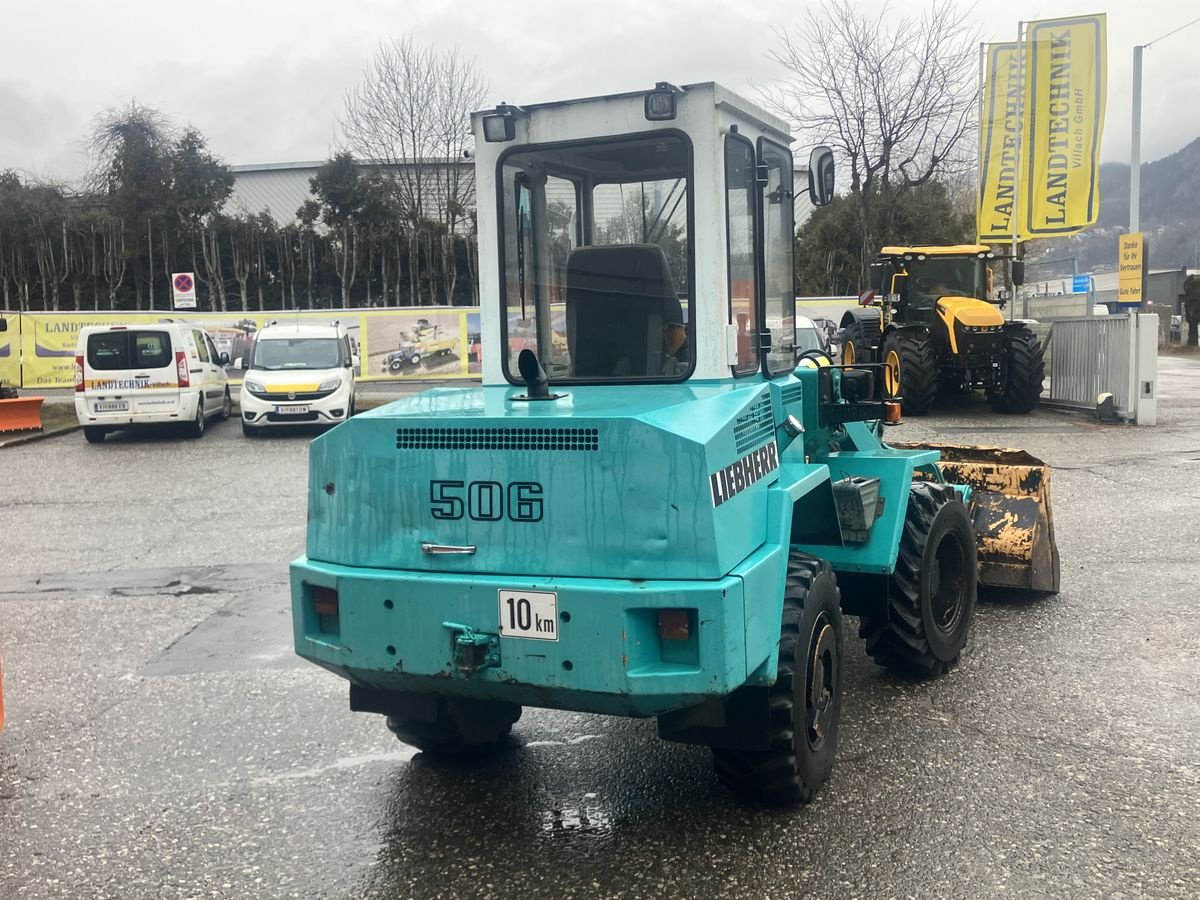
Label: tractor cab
xmin=869 ymin=245 xmax=1000 ymax=328
xmin=474 ymin=82 xmax=833 ymax=388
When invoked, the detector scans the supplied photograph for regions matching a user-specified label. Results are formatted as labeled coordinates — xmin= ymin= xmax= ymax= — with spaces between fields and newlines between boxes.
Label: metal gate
xmin=1047 ymin=314 xmax=1157 ymax=424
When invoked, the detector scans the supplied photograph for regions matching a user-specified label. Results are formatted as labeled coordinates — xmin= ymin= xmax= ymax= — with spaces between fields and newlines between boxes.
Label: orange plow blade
xmin=895 ymin=443 xmax=1061 ymax=594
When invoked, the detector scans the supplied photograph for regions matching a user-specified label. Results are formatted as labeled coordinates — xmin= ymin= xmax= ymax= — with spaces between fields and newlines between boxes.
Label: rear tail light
xmin=657 ymin=609 xmax=691 ymax=641
xmin=74 ymin=355 xmax=84 ymax=392
xmin=176 ymin=350 xmax=189 ymax=388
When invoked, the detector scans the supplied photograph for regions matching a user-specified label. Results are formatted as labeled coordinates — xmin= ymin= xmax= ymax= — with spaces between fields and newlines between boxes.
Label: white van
xmin=237 ymin=321 xmax=356 ymax=436
xmin=75 ymin=322 xmax=231 ymax=443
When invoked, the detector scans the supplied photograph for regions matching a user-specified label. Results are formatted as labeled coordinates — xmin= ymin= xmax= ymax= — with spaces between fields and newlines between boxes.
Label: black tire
xmin=187 ymin=397 xmax=206 ymax=438
xmin=241 ymin=420 xmax=261 ymax=438
xmin=219 ymin=388 xmax=232 ymax=421
xmin=84 ymin=427 xmax=106 ymax=444
xmin=409 ymin=353 xmax=422 ymax=366
xmin=860 ymin=483 xmax=978 ymax=678
xmin=884 ymin=331 xmax=938 ymax=415
xmin=712 ymin=554 xmax=844 ymax=806
xmin=386 ymin=698 xmax=521 ymax=757
xmin=840 ymin=310 xmax=881 ymax=365
xmin=989 ymin=327 xmax=1045 ymax=414
xmin=388 ymin=359 xmax=404 ymax=373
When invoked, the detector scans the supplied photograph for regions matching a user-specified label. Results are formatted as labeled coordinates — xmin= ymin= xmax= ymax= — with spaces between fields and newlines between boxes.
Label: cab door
xmin=190 ymin=329 xmax=223 ymax=413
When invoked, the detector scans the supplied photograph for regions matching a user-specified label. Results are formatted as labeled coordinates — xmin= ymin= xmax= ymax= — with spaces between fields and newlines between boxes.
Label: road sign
xmin=172 ymin=272 xmax=197 ymax=310
xmin=1072 ymin=274 xmax=1092 ymax=294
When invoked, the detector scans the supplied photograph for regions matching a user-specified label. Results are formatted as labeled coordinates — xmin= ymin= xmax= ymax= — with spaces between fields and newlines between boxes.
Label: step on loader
xmin=290 ymin=82 xmax=1060 ymax=806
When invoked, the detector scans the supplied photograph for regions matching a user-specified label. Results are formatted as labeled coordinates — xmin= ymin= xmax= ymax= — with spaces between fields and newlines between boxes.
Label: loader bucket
xmin=893 ymin=443 xmax=1060 ymax=594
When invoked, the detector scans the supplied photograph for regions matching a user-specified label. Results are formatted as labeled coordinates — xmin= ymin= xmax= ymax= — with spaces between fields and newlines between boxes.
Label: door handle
xmin=421 ymin=543 xmax=476 ymax=556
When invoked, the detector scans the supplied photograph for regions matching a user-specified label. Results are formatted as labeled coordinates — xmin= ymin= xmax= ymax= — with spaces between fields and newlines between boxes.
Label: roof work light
xmin=644 ymin=82 xmax=680 ymax=121
xmin=482 ymin=104 xmax=518 ymax=142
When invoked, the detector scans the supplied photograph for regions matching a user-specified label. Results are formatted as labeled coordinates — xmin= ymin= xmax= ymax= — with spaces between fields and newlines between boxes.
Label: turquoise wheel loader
xmin=291 ymin=82 xmax=1059 ymax=806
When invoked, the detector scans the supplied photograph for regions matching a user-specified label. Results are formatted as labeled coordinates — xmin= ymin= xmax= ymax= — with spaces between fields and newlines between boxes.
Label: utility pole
xmin=1129 ymin=44 xmax=1143 ymax=233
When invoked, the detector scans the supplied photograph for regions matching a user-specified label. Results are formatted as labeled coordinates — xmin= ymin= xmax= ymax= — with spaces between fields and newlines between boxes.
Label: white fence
xmin=1047 ymin=314 xmax=1158 ymax=424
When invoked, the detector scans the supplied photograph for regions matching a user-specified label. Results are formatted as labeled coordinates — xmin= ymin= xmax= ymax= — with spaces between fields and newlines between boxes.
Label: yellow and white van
xmin=75 ymin=322 xmax=231 ymax=443
xmin=237 ymin=321 xmax=356 ymax=436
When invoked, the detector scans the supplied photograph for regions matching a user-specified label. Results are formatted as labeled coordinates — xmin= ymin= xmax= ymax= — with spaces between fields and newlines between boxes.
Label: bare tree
xmin=766 ymin=0 xmax=979 ymax=281
xmin=340 ymin=36 xmax=486 ymax=305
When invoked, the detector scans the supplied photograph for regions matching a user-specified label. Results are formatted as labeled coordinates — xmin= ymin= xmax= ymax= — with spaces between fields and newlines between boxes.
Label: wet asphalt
xmin=1 ymin=361 xmax=1198 ymax=898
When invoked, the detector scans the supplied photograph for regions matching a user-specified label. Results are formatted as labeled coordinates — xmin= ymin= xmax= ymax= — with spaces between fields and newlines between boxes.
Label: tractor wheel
xmin=884 ymin=331 xmax=938 ymax=415
xmin=989 ymin=327 xmax=1045 ymax=414
xmin=386 ymin=698 xmax=521 ymax=757
xmin=409 ymin=353 xmax=422 ymax=366
xmin=388 ymin=359 xmax=404 ymax=373
xmin=712 ymin=553 xmax=844 ymax=805
xmin=840 ymin=310 xmax=881 ymax=365
xmin=860 ymin=483 xmax=977 ymax=678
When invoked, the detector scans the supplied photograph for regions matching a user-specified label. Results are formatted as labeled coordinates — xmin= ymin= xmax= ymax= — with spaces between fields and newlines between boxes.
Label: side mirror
xmin=808 ymin=145 xmax=835 ymax=208
xmin=219 ymin=352 xmax=230 ymax=366
xmin=996 ymin=289 xmax=1012 ymax=301
xmin=234 ymin=357 xmax=246 ymax=370
xmin=1011 ymin=259 xmax=1025 ymax=286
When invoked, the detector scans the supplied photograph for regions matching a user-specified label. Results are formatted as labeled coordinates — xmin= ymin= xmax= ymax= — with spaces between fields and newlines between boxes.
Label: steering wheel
xmin=797 ymin=348 xmax=835 ymax=368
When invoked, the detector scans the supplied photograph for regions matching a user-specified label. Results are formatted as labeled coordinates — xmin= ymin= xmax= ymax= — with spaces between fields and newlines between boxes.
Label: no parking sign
xmin=172 ymin=272 xmax=197 ymax=310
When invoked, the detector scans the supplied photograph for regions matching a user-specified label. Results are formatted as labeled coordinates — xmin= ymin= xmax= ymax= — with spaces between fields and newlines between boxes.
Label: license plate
xmin=94 ymin=401 xmax=129 ymax=412
xmin=275 ymin=404 xmax=310 ymax=415
xmin=498 ymin=589 xmax=558 ymax=641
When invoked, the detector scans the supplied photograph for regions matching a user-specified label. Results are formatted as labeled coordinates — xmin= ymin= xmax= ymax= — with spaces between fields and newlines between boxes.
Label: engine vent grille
xmin=780 ymin=382 xmax=804 ymax=407
xmin=396 ymin=426 xmax=600 ymax=452
xmin=733 ymin=394 xmax=775 ymax=454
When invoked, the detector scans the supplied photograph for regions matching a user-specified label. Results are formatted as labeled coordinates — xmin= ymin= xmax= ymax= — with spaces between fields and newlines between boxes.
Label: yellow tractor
xmin=839 ymin=245 xmax=1044 ymax=414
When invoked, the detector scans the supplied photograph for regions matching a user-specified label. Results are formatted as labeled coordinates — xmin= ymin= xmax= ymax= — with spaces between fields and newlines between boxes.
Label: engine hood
xmin=305 ymin=383 xmax=784 ymax=580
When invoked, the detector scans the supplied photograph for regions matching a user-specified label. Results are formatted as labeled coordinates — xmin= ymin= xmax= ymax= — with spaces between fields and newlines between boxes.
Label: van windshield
xmin=251 ymin=338 xmax=342 ymax=370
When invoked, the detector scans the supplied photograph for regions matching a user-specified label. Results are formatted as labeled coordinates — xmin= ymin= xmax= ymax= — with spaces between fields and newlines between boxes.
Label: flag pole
xmin=976 ymin=41 xmax=985 ymax=245
xmin=1011 ymin=21 xmax=1025 ymax=321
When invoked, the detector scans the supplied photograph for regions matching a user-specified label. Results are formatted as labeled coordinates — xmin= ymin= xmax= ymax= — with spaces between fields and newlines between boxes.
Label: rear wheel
xmin=712 ymin=554 xmax=844 ymax=805
xmin=187 ymin=397 xmax=206 ymax=438
xmin=989 ymin=327 xmax=1045 ymax=414
xmin=884 ymin=331 xmax=938 ymax=414
xmin=84 ymin=427 xmax=106 ymax=444
xmin=860 ymin=483 xmax=977 ymax=678
xmin=840 ymin=310 xmax=881 ymax=365
xmin=386 ymin=698 xmax=521 ymax=757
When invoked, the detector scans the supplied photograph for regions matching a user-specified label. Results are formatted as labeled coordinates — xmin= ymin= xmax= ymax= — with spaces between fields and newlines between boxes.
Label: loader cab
xmin=472 ymin=83 xmax=833 ymax=387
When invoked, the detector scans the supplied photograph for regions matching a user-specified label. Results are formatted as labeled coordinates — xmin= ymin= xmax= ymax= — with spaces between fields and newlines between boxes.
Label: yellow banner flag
xmin=1022 ymin=14 xmax=1107 ymax=237
xmin=977 ymin=43 xmax=1024 ymax=242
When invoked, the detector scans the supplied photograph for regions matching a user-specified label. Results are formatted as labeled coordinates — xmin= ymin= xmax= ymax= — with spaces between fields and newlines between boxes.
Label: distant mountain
xmin=1026 ymin=136 xmax=1200 ymax=277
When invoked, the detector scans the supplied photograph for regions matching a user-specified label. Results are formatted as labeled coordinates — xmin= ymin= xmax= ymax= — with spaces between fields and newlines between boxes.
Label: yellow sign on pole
xmin=1021 ymin=14 xmax=1107 ymax=237
xmin=977 ymin=43 xmax=1024 ymax=242
xmin=1118 ymin=232 xmax=1146 ymax=304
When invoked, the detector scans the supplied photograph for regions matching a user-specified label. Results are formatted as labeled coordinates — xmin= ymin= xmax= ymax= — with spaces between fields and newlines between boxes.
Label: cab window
xmin=499 ymin=132 xmax=692 ymax=383
xmin=759 ymin=139 xmax=796 ymax=375
xmin=192 ymin=331 xmax=210 ymax=363
xmin=725 ymin=135 xmax=758 ymax=375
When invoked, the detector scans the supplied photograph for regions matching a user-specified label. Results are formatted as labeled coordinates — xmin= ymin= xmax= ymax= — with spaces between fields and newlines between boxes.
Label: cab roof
xmin=879 ymin=245 xmax=993 ymax=257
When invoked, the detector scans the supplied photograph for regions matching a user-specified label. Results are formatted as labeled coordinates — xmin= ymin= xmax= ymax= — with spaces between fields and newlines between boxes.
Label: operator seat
xmin=566 ymin=243 xmax=686 ymax=377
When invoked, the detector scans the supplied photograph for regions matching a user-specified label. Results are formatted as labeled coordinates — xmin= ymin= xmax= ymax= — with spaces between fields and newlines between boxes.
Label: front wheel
xmin=386 ymin=697 xmax=521 ymax=757
xmin=712 ymin=554 xmax=844 ymax=805
xmin=187 ymin=396 xmax=206 ymax=438
xmin=989 ymin=327 xmax=1045 ymax=414
xmin=388 ymin=359 xmax=403 ymax=373
xmin=219 ymin=388 xmax=232 ymax=421
xmin=860 ymin=483 xmax=977 ymax=678
xmin=84 ymin=427 xmax=106 ymax=444
xmin=883 ymin=331 xmax=938 ymax=414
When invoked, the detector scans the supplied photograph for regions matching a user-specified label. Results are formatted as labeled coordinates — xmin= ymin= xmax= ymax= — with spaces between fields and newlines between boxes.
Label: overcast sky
xmin=1 ymin=0 xmax=1197 ymax=181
